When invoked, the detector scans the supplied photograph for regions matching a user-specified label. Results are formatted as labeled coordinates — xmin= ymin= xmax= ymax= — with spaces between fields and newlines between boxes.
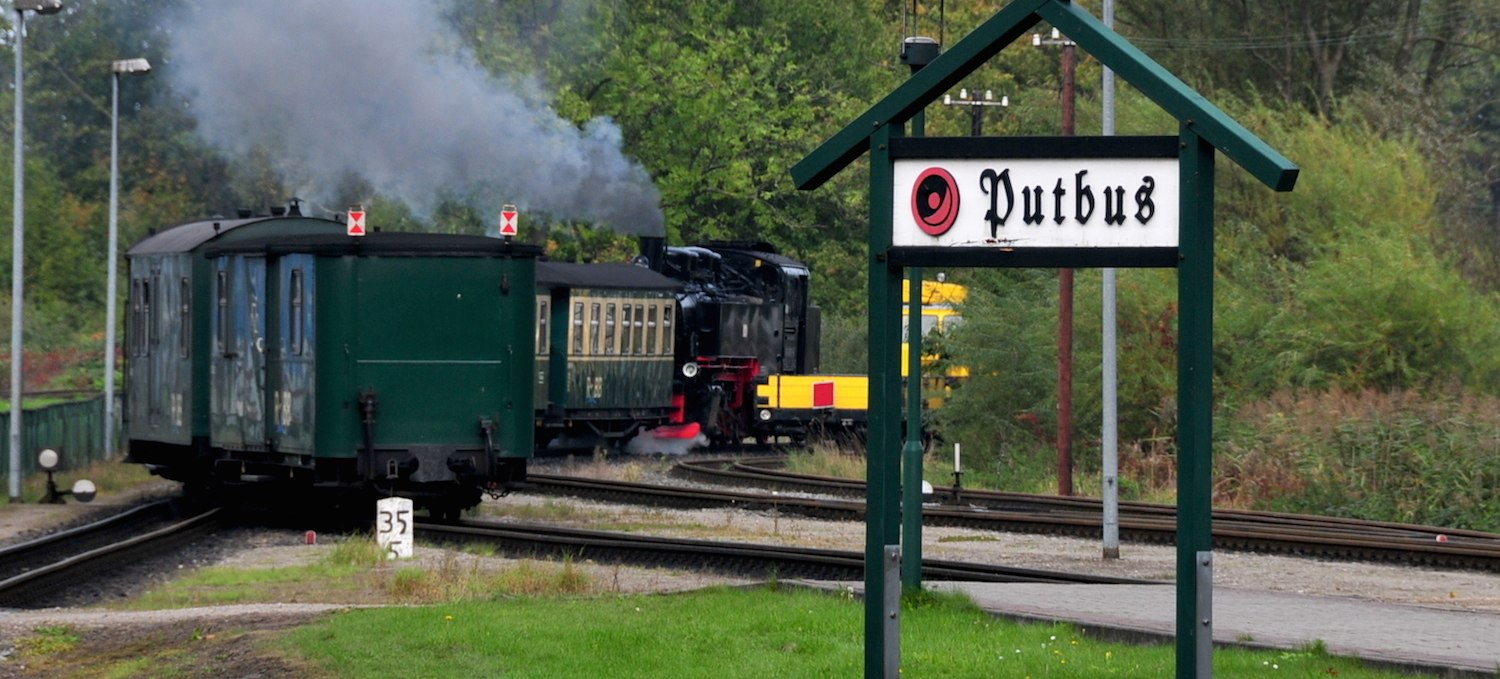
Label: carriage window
xmin=646 ymin=306 xmax=658 ymax=354
xmin=216 ymin=270 xmax=229 ymax=354
xmin=128 ymin=280 xmax=140 ymax=356
xmin=289 ymin=269 xmax=304 ymax=356
xmin=634 ymin=304 xmax=645 ymax=355
xmin=179 ymin=278 xmax=191 ymax=358
xmin=589 ymin=303 xmax=601 ymax=355
xmin=661 ymin=304 xmax=673 ymax=354
xmin=605 ymin=303 xmax=617 ymax=355
xmin=536 ymin=300 xmax=548 ymax=356
xmin=621 ymin=304 xmax=632 ymax=354
xmin=143 ymin=277 xmax=155 ymax=355
xmin=572 ymin=302 xmax=585 ymax=355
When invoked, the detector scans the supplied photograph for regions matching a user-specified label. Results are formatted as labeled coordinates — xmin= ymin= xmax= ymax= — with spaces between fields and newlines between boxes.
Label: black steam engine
xmin=639 ymin=237 xmax=822 ymax=445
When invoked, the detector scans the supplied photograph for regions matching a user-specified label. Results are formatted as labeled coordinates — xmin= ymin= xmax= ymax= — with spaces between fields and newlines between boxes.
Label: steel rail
xmin=702 ymin=455 xmax=1500 ymax=541
xmin=416 ymin=518 xmax=1159 ymax=585
xmin=528 ymin=459 xmax=1500 ymax=571
xmin=0 ymin=506 xmax=224 ymax=608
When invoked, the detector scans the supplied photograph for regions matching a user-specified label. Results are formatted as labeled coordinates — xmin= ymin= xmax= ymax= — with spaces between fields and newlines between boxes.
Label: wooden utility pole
xmin=1036 ymin=27 xmax=1077 ymax=496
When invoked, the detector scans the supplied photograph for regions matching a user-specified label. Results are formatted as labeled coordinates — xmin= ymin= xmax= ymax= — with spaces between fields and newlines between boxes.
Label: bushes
xmin=1220 ymin=389 xmax=1500 ymax=530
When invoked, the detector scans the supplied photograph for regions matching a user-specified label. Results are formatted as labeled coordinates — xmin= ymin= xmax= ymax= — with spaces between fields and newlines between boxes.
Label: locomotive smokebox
xmin=638 ymin=236 xmax=666 ymax=272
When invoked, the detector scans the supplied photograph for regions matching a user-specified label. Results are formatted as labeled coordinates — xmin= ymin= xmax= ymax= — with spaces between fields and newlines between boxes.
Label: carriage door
xmin=269 ymin=256 xmax=316 ymax=453
xmin=129 ymin=267 xmax=165 ymax=428
xmin=210 ymin=256 xmax=268 ymax=450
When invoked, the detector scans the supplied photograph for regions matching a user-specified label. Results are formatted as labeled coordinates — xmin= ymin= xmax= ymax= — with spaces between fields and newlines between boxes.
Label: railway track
xmin=416 ymin=518 xmax=1158 ymax=585
xmin=0 ymin=501 xmax=226 ymax=608
xmin=524 ymin=455 xmax=1500 ymax=572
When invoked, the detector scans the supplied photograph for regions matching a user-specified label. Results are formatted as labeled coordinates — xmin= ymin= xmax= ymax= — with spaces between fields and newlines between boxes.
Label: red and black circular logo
xmin=911 ymin=167 xmax=960 ymax=236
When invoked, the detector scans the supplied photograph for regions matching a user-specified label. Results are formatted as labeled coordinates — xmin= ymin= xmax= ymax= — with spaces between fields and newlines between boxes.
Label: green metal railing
xmin=0 ymin=394 xmax=115 ymax=478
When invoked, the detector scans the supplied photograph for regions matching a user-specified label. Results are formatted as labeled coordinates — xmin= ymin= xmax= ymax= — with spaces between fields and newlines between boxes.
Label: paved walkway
xmin=800 ymin=581 xmax=1500 ymax=677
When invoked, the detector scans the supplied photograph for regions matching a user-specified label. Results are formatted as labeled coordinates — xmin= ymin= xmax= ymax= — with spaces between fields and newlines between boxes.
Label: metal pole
xmin=865 ymin=122 xmax=903 ymax=679
xmin=1177 ymin=127 xmax=1216 ymax=679
xmin=9 ymin=8 xmax=27 ymax=503
xmin=1101 ymin=0 xmax=1121 ymax=560
xmin=104 ymin=72 xmax=119 ymax=460
xmin=900 ymin=34 xmax=938 ymax=592
xmin=103 ymin=57 xmax=149 ymax=460
xmin=902 ymin=151 xmax=924 ymax=590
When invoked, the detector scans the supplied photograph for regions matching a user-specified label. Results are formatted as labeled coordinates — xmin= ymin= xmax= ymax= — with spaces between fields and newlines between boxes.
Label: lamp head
xmin=112 ymin=58 xmax=151 ymax=75
xmin=15 ymin=0 xmax=63 ymax=15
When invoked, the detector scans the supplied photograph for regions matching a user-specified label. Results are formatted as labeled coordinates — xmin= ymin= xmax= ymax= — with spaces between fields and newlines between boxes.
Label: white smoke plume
xmin=163 ymin=0 xmax=664 ymax=235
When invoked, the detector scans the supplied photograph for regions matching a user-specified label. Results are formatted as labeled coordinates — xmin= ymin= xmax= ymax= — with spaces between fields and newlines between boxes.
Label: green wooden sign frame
xmin=791 ymin=2 xmax=1298 ymax=678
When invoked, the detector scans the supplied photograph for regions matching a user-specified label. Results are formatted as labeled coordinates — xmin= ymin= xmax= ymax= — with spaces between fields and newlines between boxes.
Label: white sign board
xmin=376 ymin=496 xmax=414 ymax=559
xmin=893 ymin=157 xmax=1179 ymax=248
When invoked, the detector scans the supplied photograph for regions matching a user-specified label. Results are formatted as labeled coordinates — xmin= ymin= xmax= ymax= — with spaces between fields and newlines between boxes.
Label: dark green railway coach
xmin=126 ymin=213 xmax=539 ymax=514
xmin=535 ymin=262 xmax=682 ymax=448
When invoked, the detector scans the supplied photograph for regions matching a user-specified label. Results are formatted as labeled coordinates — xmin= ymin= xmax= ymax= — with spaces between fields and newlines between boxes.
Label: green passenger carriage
xmin=125 ymin=210 xmax=539 ymax=515
xmin=534 ymin=262 xmax=682 ymax=449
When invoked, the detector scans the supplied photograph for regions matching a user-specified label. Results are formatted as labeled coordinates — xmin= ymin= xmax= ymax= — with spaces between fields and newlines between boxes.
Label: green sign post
xmin=791 ymin=2 xmax=1297 ymax=677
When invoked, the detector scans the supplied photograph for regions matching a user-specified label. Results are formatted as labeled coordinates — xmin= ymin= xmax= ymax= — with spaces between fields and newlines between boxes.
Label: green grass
xmin=281 ymin=586 xmax=1429 ymax=678
xmin=17 ymin=625 xmax=81 ymax=656
xmin=122 ymin=535 xmax=598 ymax=609
xmin=123 ymin=557 xmax=370 ymax=609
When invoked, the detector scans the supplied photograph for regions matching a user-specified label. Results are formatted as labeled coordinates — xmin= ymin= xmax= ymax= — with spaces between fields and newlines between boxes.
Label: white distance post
xmin=376 ymin=497 xmax=414 ymax=559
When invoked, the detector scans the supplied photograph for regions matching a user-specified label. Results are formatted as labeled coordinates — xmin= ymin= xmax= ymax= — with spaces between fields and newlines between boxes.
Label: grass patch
xmin=280 ymin=586 xmax=1428 ymax=678
xmin=936 ymin=534 xmax=1000 ymax=543
xmin=784 ymin=444 xmax=867 ymax=480
xmin=477 ymin=498 xmax=611 ymax=523
xmin=122 ymin=555 xmax=371 ymax=609
xmin=384 ymin=553 xmax=592 ymax=603
xmin=120 ymin=535 xmax=600 ymax=610
xmin=16 ymin=625 xmax=80 ymax=656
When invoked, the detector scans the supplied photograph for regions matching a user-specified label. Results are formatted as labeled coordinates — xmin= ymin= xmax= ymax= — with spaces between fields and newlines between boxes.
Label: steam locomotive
xmin=122 ymin=206 xmax=844 ymax=514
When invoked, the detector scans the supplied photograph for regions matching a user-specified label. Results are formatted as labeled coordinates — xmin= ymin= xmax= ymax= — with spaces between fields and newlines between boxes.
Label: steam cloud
xmin=163 ymin=0 xmax=664 ymax=235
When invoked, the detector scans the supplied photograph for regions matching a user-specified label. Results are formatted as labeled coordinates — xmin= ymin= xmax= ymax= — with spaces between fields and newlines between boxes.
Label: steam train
xmin=122 ymin=206 xmax=842 ymax=514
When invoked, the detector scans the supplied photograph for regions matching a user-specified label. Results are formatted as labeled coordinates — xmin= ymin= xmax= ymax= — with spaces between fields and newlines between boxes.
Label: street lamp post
xmin=9 ymin=0 xmax=64 ymax=503
xmin=1034 ymin=26 xmax=1078 ymax=497
xmin=105 ymin=57 xmax=150 ymax=461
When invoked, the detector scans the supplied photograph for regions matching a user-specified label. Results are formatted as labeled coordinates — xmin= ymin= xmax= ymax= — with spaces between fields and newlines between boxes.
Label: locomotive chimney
xmin=638 ymin=236 xmax=666 ymax=272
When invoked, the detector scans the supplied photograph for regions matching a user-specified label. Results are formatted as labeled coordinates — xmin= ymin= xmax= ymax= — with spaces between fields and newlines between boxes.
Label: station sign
xmin=891 ymin=138 xmax=1179 ymax=250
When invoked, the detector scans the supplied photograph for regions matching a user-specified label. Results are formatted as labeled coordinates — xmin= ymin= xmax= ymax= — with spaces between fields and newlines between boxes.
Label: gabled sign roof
xmin=792 ymin=0 xmax=1299 ymax=193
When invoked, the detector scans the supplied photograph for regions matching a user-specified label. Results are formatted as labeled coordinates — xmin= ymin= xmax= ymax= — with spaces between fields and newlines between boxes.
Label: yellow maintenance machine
xmin=755 ymin=278 xmax=967 ymax=441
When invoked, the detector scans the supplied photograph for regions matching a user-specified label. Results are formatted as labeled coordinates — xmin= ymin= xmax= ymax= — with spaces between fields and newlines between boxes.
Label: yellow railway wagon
xmin=754 ymin=374 xmax=868 ymax=440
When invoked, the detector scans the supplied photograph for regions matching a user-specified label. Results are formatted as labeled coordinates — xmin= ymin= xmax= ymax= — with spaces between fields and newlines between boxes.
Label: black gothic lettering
xmin=980 ymin=168 xmax=1014 ymax=237
xmin=1052 ymin=178 xmax=1066 ymax=224
xmin=1103 ymin=186 xmax=1127 ymax=225
xmin=1022 ymin=185 xmax=1045 ymax=225
xmin=1134 ymin=176 xmax=1156 ymax=223
xmin=1074 ymin=170 xmax=1094 ymax=224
